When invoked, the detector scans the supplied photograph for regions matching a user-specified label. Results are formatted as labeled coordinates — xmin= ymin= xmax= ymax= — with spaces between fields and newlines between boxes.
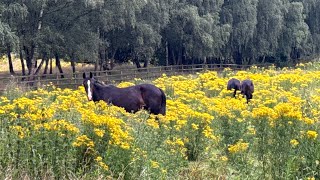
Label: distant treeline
xmin=0 ymin=0 xmax=319 ymax=76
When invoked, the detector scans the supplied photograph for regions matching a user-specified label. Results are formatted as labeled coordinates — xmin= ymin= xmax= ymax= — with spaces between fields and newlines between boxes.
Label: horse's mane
xmin=93 ymin=79 xmax=116 ymax=88
xmin=95 ymin=80 xmax=106 ymax=85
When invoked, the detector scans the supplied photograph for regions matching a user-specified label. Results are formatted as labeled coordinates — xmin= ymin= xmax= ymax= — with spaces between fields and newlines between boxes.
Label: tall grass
xmin=0 ymin=62 xmax=319 ymax=179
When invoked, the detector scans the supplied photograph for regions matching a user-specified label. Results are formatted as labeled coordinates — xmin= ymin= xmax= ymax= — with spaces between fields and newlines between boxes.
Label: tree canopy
xmin=0 ymin=0 xmax=319 ymax=75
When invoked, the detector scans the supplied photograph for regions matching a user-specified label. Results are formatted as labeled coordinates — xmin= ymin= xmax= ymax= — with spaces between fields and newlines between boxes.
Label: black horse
xmin=240 ymin=79 xmax=254 ymax=103
xmin=82 ymin=72 xmax=166 ymax=115
xmin=227 ymin=78 xmax=241 ymax=98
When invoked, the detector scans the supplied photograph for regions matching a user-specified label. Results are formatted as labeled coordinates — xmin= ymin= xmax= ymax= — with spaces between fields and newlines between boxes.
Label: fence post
xmin=56 ymin=73 xmax=59 ymax=86
xmin=37 ymin=75 xmax=40 ymax=88
xmin=203 ymin=64 xmax=208 ymax=71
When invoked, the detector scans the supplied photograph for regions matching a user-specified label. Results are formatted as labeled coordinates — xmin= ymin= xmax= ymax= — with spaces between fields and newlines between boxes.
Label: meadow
xmin=0 ymin=62 xmax=319 ymax=179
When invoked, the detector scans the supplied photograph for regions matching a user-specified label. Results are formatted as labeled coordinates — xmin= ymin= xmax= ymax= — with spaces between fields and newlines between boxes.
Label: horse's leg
xmin=233 ymin=89 xmax=237 ymax=98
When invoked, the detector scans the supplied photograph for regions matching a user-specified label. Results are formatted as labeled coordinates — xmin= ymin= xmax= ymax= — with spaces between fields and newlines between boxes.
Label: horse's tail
xmin=159 ymin=88 xmax=166 ymax=115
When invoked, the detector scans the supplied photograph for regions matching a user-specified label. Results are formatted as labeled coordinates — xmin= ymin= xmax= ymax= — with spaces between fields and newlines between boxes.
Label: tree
xmin=221 ymin=0 xmax=259 ymax=64
xmin=301 ymin=0 xmax=320 ymax=55
xmin=278 ymin=2 xmax=311 ymax=64
xmin=0 ymin=2 xmax=27 ymax=75
xmin=255 ymin=0 xmax=285 ymax=63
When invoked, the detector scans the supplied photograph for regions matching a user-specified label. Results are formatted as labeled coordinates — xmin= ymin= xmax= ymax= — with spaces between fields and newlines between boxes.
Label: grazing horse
xmin=240 ymin=79 xmax=254 ymax=103
xmin=227 ymin=78 xmax=241 ymax=98
xmin=82 ymin=72 xmax=166 ymax=115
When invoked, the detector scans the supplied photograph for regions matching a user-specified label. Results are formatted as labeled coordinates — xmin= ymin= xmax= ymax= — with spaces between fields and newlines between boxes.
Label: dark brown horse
xmin=82 ymin=72 xmax=166 ymax=115
xmin=227 ymin=78 xmax=241 ymax=98
xmin=240 ymin=79 xmax=254 ymax=103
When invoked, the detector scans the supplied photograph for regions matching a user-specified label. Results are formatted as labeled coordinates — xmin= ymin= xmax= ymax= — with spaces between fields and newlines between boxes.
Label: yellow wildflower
xmin=290 ymin=139 xmax=299 ymax=147
xmin=228 ymin=139 xmax=249 ymax=154
xmin=151 ymin=160 xmax=160 ymax=168
xmin=94 ymin=128 xmax=105 ymax=137
xmin=95 ymin=156 xmax=103 ymax=162
xmin=98 ymin=161 xmax=109 ymax=170
xmin=146 ymin=119 xmax=159 ymax=129
xmin=306 ymin=130 xmax=318 ymax=140
xmin=72 ymin=135 xmax=95 ymax=148
xmin=191 ymin=123 xmax=199 ymax=130
xmin=220 ymin=156 xmax=228 ymax=162
xmin=10 ymin=125 xmax=26 ymax=139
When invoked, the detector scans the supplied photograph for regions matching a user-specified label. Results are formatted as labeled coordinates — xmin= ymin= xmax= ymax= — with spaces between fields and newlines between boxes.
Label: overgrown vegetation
xmin=0 ymin=62 xmax=319 ymax=179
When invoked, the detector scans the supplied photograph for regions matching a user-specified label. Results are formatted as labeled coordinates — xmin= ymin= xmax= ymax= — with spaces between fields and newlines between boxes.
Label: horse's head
xmin=83 ymin=72 xmax=97 ymax=101
xmin=240 ymin=79 xmax=254 ymax=103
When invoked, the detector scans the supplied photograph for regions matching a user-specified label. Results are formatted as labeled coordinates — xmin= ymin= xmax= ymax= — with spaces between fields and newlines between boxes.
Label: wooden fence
xmin=0 ymin=63 xmax=273 ymax=92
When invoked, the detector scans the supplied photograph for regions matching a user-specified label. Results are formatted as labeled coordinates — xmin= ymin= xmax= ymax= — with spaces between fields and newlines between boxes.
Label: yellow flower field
xmin=0 ymin=62 xmax=319 ymax=179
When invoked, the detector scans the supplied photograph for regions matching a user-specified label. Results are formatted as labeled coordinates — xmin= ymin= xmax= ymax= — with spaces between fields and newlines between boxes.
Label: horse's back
xmin=102 ymin=85 xmax=144 ymax=113
xmin=241 ymin=80 xmax=254 ymax=93
xmin=227 ymin=78 xmax=241 ymax=90
xmin=137 ymin=84 xmax=166 ymax=115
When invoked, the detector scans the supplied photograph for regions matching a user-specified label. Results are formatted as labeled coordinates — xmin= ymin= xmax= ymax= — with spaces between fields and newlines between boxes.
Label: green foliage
xmin=2 ymin=0 xmax=320 ymax=71
xmin=1 ymin=64 xmax=320 ymax=179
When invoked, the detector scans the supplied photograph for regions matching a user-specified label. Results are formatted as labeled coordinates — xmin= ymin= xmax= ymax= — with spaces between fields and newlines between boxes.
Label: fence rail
xmin=0 ymin=63 xmax=273 ymax=92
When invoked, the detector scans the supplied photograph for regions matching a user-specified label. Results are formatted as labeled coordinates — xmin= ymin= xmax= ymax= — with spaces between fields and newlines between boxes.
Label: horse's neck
xmin=92 ymin=83 xmax=104 ymax=101
xmin=92 ymin=83 xmax=117 ymax=101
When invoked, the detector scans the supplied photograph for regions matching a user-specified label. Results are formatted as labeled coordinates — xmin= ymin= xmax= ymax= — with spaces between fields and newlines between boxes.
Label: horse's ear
xmin=90 ymin=72 xmax=93 ymax=78
xmin=83 ymin=72 xmax=86 ymax=79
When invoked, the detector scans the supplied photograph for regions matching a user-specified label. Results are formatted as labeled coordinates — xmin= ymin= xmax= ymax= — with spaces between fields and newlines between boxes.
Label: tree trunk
xmin=25 ymin=44 xmax=35 ymax=84
xmin=99 ymin=44 xmax=107 ymax=71
xmin=55 ymin=53 xmax=64 ymax=78
xmin=49 ymin=58 xmax=53 ymax=74
xmin=165 ymin=41 xmax=169 ymax=66
xmin=261 ymin=55 xmax=265 ymax=63
xmin=24 ymin=46 xmax=33 ymax=75
xmin=233 ymin=50 xmax=242 ymax=65
xmin=177 ymin=48 xmax=182 ymax=65
xmin=94 ymin=58 xmax=99 ymax=72
xmin=28 ymin=2 xmax=45 ymax=82
xmin=109 ymin=50 xmax=116 ymax=70
xmin=7 ymin=45 xmax=15 ymax=75
xmin=143 ymin=57 xmax=149 ymax=68
xmin=99 ymin=50 xmax=104 ymax=71
xmin=43 ymin=57 xmax=49 ymax=75
xmin=19 ymin=49 xmax=26 ymax=76
xmin=172 ymin=49 xmax=176 ymax=65
xmin=134 ymin=56 xmax=141 ymax=69
xmin=71 ymin=54 xmax=76 ymax=74
xmin=110 ymin=59 xmax=115 ymax=70
xmin=182 ymin=47 xmax=186 ymax=65
xmin=203 ymin=56 xmax=207 ymax=64
xmin=34 ymin=58 xmax=45 ymax=75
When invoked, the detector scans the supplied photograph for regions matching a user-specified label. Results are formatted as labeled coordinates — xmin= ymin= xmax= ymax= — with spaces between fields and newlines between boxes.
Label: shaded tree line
xmin=0 ymin=0 xmax=319 ymax=76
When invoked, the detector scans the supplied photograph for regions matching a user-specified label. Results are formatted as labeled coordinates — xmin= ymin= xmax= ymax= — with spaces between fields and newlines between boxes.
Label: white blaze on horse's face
xmin=86 ymin=80 xmax=93 ymax=101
